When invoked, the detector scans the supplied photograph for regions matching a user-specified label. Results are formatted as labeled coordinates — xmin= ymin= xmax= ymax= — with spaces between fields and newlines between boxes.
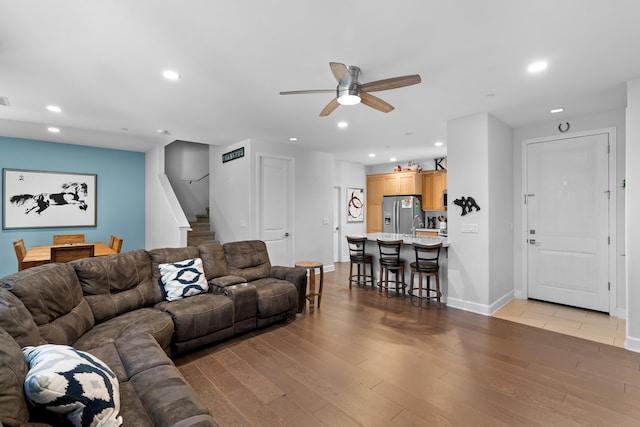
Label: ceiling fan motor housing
xmin=337 ymin=65 xmax=361 ymax=104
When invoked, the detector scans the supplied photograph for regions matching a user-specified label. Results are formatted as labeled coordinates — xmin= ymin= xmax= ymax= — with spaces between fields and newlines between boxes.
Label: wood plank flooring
xmin=175 ymin=262 xmax=640 ymax=426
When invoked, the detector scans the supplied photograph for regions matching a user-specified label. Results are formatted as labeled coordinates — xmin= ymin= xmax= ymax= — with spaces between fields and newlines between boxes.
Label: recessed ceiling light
xmin=390 ymin=157 xmax=397 ymax=162
xmin=434 ymin=141 xmax=444 ymax=147
xmin=369 ymin=153 xmax=376 ymax=158
xmin=47 ymin=127 xmax=60 ymax=133
xmin=550 ymin=108 xmax=564 ymax=114
xmin=289 ymin=137 xmax=298 ymax=142
xmin=162 ymin=70 xmax=181 ymax=80
xmin=527 ymin=61 xmax=548 ymax=73
xmin=156 ymin=129 xmax=169 ymax=134
xmin=46 ymin=105 xmax=62 ymax=113
xmin=337 ymin=121 xmax=348 ymax=128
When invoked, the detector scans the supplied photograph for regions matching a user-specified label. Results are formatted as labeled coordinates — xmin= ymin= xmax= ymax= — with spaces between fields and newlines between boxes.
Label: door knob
xmin=284 ymin=232 xmax=290 ymax=237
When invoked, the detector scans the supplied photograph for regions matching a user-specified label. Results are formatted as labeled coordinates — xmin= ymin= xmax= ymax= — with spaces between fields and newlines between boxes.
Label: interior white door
xmin=333 ymin=186 xmax=341 ymax=262
xmin=526 ymin=133 xmax=609 ymax=312
xmin=259 ymin=155 xmax=293 ymax=266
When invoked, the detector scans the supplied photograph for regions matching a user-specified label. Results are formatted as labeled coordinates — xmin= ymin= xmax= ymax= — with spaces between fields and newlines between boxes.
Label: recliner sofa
xmin=0 ymin=240 xmax=307 ymax=427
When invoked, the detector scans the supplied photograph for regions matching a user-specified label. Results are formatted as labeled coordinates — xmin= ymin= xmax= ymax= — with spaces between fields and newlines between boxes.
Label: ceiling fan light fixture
xmin=337 ymin=87 xmax=361 ymax=105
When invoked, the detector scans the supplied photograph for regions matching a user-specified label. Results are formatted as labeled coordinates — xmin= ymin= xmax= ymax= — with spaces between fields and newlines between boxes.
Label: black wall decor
xmin=453 ymin=196 xmax=481 ymax=216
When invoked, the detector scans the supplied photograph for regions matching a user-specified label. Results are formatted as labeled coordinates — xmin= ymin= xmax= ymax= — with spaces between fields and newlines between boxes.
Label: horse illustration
xmin=10 ymin=182 xmax=89 ymax=215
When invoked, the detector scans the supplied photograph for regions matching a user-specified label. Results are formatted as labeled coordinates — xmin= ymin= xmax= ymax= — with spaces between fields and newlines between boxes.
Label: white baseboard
xmin=447 ymin=291 xmax=514 ymax=316
xmin=625 ymin=335 xmax=640 ymax=353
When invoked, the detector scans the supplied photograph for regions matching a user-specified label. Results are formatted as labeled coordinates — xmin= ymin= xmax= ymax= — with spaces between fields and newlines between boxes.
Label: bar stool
xmin=376 ymin=239 xmax=406 ymax=298
xmin=295 ymin=261 xmax=324 ymax=312
xmin=409 ymin=242 xmax=442 ymax=307
xmin=346 ymin=236 xmax=375 ymax=290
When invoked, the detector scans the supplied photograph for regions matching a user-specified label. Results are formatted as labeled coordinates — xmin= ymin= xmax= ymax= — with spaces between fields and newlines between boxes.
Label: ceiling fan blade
xmin=319 ymin=98 xmax=340 ymax=117
xmin=360 ymin=92 xmax=394 ymax=113
xmin=360 ymin=74 xmax=421 ymax=92
xmin=280 ymin=89 xmax=335 ymax=95
xmin=329 ymin=62 xmax=351 ymax=86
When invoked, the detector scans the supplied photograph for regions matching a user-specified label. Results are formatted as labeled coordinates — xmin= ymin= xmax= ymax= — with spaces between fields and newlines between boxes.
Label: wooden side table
xmin=295 ymin=261 xmax=324 ymax=312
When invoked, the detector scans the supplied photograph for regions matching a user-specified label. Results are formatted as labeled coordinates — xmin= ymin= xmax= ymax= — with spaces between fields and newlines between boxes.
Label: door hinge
xmin=608 ymin=282 xmax=611 ymax=291
xmin=607 ymin=144 xmax=611 ymax=154
xmin=608 ymin=236 xmax=611 ymax=245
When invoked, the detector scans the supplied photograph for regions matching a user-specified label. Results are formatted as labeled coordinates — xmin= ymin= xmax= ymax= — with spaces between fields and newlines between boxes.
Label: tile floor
xmin=493 ymin=298 xmax=626 ymax=348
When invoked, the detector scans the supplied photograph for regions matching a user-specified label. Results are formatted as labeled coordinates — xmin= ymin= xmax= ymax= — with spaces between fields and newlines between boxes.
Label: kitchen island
xmin=353 ymin=233 xmax=448 ymax=301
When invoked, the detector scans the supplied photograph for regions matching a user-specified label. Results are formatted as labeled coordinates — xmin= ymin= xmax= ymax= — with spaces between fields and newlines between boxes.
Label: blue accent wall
xmin=0 ymin=136 xmax=145 ymax=277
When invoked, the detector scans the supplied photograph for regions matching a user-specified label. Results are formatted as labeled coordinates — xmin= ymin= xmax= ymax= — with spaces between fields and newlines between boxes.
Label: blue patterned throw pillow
xmin=159 ymin=257 xmax=209 ymax=301
xmin=22 ymin=344 xmax=122 ymax=427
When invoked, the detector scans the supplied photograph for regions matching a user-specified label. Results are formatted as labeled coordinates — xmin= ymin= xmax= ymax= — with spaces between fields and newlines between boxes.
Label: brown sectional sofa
xmin=0 ymin=240 xmax=307 ymax=427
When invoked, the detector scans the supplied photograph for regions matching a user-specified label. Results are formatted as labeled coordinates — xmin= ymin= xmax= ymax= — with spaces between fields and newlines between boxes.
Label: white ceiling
xmin=1 ymin=1 xmax=639 ymax=166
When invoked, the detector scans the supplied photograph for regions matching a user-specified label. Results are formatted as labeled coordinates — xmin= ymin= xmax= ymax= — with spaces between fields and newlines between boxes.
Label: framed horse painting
xmin=3 ymin=169 xmax=97 ymax=229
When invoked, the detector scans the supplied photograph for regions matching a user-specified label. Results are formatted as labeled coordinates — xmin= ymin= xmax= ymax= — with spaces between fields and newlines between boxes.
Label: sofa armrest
xmin=270 ymin=266 xmax=307 ymax=313
xmin=209 ymin=275 xmax=247 ymax=288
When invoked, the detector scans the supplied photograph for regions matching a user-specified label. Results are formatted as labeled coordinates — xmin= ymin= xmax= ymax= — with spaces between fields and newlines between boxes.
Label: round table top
xmin=295 ymin=261 xmax=323 ymax=269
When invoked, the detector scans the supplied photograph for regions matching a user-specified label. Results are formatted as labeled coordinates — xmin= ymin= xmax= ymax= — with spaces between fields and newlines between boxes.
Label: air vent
xmin=0 ymin=96 xmax=10 ymax=107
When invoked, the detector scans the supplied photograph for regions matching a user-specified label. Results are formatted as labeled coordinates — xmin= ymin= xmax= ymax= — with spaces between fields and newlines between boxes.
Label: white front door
xmin=259 ymin=155 xmax=293 ymax=266
xmin=526 ymin=133 xmax=610 ymax=312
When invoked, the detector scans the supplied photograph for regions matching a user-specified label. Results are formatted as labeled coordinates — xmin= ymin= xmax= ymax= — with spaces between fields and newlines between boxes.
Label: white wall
xmin=626 ymin=80 xmax=640 ymax=351
xmin=209 ymin=140 xmax=254 ymax=243
xmin=335 ymin=160 xmax=367 ymax=262
xmin=209 ymin=139 xmax=339 ymax=269
xmin=145 ymin=146 xmax=190 ymax=249
xmin=512 ymin=109 xmax=626 ymax=317
xmin=447 ymin=113 xmax=491 ymax=311
xmin=165 ymin=141 xmax=210 ymax=221
xmin=488 ymin=115 xmax=514 ymax=305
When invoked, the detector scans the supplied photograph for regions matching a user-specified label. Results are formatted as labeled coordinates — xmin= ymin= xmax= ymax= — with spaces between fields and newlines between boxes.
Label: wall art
xmin=347 ymin=187 xmax=364 ymax=222
xmin=3 ymin=169 xmax=97 ymax=229
xmin=453 ymin=196 xmax=481 ymax=216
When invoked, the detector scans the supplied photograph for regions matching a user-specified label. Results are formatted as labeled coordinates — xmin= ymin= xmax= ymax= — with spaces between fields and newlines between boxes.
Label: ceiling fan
xmin=280 ymin=62 xmax=421 ymax=117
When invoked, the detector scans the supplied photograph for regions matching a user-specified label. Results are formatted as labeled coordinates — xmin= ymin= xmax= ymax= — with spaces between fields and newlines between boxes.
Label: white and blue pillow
xmin=22 ymin=344 xmax=122 ymax=427
xmin=159 ymin=257 xmax=209 ymax=301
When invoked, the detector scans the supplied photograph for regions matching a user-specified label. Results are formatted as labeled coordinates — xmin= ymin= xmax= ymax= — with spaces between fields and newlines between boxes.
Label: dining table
xmin=22 ymin=242 xmax=116 ymax=269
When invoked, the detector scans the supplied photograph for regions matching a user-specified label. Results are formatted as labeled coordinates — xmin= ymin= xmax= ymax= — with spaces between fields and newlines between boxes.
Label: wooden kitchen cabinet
xmin=421 ymin=171 xmax=447 ymax=211
xmin=366 ymin=171 xmax=422 ymax=233
xmin=416 ymin=230 xmax=439 ymax=237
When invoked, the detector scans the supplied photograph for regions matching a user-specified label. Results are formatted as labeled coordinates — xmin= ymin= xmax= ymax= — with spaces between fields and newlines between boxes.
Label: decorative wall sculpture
xmin=453 ymin=196 xmax=481 ymax=216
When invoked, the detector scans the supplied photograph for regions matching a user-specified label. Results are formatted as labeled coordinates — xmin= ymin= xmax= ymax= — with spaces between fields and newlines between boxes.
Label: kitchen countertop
xmin=364 ymin=232 xmax=449 ymax=247
xmin=415 ymin=228 xmax=441 ymax=232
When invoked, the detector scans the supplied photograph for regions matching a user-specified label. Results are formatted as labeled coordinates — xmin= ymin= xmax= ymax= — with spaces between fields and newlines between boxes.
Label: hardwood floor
xmin=175 ymin=262 xmax=640 ymax=426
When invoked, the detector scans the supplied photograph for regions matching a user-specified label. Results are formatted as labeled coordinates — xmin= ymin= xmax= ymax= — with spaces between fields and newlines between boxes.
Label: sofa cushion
xmin=23 ymin=344 xmax=122 ymax=427
xmin=72 ymin=308 xmax=174 ymax=355
xmin=90 ymin=333 xmax=216 ymax=427
xmin=1 ymin=263 xmax=94 ymax=345
xmin=159 ymin=258 xmax=209 ymax=301
xmin=0 ymin=327 xmax=30 ymax=427
xmin=251 ymin=277 xmax=298 ymax=320
xmin=72 ymin=250 xmax=161 ymax=323
xmin=197 ymin=241 xmax=229 ymax=280
xmin=223 ymin=240 xmax=271 ymax=281
xmin=155 ymin=293 xmax=234 ymax=354
xmin=148 ymin=247 xmax=201 ymax=286
xmin=0 ymin=286 xmax=42 ymax=348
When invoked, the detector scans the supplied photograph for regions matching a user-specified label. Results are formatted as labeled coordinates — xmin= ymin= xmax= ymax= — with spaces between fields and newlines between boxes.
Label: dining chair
xmin=53 ymin=233 xmax=85 ymax=245
xmin=109 ymin=235 xmax=123 ymax=253
xmin=13 ymin=239 xmax=27 ymax=271
xmin=50 ymin=244 xmax=95 ymax=263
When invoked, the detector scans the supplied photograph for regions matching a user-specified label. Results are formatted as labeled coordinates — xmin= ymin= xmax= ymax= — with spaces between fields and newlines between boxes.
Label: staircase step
xmin=187 ymin=231 xmax=216 ymax=246
xmin=189 ymin=222 xmax=210 ymax=231
xmin=195 ymin=214 xmax=209 ymax=223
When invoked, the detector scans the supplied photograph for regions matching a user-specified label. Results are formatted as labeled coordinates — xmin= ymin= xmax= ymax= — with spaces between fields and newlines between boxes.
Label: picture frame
xmin=3 ymin=168 xmax=97 ymax=229
xmin=347 ymin=187 xmax=364 ymax=222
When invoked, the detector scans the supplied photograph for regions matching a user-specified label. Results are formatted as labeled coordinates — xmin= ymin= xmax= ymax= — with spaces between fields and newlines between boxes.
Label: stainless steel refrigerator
xmin=382 ymin=195 xmax=424 ymax=234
